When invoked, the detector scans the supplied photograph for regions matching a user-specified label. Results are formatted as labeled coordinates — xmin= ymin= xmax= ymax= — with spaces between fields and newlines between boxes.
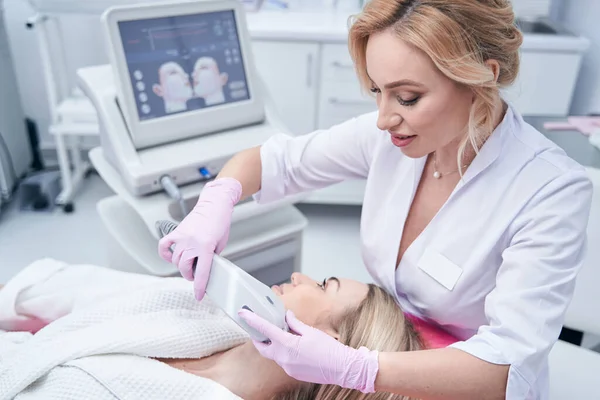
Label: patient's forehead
xmin=161 ymin=62 xmax=184 ymax=73
xmin=195 ymin=57 xmax=218 ymax=69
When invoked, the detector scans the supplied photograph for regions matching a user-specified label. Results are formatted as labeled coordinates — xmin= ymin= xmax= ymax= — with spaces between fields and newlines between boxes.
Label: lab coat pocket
xmin=417 ymin=248 xmax=463 ymax=291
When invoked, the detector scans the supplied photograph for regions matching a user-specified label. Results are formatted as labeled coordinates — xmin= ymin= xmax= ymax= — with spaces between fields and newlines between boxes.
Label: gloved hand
xmin=158 ymin=177 xmax=242 ymax=300
xmin=238 ymin=308 xmax=379 ymax=393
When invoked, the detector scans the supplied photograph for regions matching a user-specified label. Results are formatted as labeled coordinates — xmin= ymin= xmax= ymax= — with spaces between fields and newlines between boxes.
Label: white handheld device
xmin=156 ymin=220 xmax=288 ymax=342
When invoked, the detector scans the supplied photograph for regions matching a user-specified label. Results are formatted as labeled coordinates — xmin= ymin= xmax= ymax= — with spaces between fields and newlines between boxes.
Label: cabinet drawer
xmin=318 ymin=43 xmax=376 ymax=128
xmin=318 ymin=97 xmax=377 ymax=129
xmin=318 ymin=79 xmax=377 ymax=129
xmin=321 ymin=43 xmax=359 ymax=82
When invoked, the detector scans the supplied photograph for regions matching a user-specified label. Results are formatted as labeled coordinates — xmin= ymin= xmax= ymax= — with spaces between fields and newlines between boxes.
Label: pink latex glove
xmin=158 ymin=177 xmax=242 ymax=300
xmin=238 ymin=308 xmax=379 ymax=393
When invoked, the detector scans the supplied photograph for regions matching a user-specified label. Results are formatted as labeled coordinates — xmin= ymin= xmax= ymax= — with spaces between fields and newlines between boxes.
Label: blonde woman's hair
xmin=348 ymin=0 xmax=523 ymax=169
xmin=275 ymin=284 xmax=423 ymax=400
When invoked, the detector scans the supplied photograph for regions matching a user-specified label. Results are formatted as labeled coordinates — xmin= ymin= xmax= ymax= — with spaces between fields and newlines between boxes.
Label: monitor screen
xmin=118 ymin=10 xmax=251 ymax=122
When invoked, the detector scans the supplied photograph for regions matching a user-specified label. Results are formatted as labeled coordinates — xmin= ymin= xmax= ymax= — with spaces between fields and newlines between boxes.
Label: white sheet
xmin=0 ymin=259 xmax=249 ymax=399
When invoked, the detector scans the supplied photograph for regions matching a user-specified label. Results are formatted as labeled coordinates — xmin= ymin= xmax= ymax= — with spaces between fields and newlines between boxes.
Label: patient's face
xmin=193 ymin=57 xmax=227 ymax=98
xmin=272 ymin=273 xmax=369 ymax=337
xmin=156 ymin=62 xmax=193 ymax=102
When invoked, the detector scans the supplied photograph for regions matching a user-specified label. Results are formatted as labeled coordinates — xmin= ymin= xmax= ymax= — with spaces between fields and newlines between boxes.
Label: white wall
xmin=549 ymin=0 xmax=565 ymax=21
xmin=4 ymin=0 xmax=50 ymax=145
xmin=552 ymin=0 xmax=600 ymax=115
xmin=4 ymin=0 xmax=107 ymax=148
xmin=512 ymin=0 xmax=552 ymax=19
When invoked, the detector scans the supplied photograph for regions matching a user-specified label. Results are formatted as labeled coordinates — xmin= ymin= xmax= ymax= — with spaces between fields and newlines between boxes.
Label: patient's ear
xmin=321 ymin=326 xmax=340 ymax=341
xmin=153 ymin=84 xmax=164 ymax=97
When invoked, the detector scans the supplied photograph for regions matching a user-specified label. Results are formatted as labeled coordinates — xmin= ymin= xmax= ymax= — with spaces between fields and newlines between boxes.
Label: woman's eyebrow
xmin=326 ymin=277 xmax=341 ymax=292
xmin=366 ymin=72 xmax=424 ymax=89
xmin=384 ymin=79 xmax=424 ymax=89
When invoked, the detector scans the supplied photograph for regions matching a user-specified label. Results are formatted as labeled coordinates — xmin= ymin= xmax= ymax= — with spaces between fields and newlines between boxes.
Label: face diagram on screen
xmin=152 ymin=62 xmax=194 ymax=113
xmin=192 ymin=57 xmax=228 ymax=106
xmin=118 ymin=10 xmax=251 ymax=121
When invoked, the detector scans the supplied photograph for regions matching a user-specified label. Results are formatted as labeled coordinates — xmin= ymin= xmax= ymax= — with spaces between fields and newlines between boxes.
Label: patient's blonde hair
xmin=348 ymin=0 xmax=523 ymax=169
xmin=275 ymin=284 xmax=423 ymax=400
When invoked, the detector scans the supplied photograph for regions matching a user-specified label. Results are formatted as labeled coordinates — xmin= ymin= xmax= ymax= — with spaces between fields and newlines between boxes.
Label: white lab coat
xmin=254 ymin=104 xmax=593 ymax=399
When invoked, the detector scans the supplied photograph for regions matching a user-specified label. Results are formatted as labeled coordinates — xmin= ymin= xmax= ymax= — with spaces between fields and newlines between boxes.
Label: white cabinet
xmin=250 ymin=41 xmax=368 ymax=206
xmin=502 ymin=49 xmax=584 ymax=116
xmin=318 ymin=44 xmax=377 ymax=129
xmin=251 ymin=40 xmax=319 ymax=135
xmin=301 ymin=44 xmax=374 ymax=206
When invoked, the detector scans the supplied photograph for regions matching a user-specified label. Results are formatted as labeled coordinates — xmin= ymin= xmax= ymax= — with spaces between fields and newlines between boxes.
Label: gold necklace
xmin=432 ymin=152 xmax=468 ymax=179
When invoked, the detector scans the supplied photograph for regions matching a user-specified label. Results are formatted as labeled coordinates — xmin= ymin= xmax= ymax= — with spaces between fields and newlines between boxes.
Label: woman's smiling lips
xmin=390 ymin=132 xmax=417 ymax=147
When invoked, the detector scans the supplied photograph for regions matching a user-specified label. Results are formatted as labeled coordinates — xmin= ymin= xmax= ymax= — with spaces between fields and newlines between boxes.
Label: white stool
xmin=48 ymin=94 xmax=99 ymax=212
xmin=26 ymin=13 xmax=101 ymax=213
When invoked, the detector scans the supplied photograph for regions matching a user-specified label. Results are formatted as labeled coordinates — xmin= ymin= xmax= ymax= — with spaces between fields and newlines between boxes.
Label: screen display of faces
xmin=118 ymin=10 xmax=251 ymax=121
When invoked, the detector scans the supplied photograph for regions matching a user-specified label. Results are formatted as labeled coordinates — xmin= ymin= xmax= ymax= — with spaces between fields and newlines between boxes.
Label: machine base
xmin=97 ymin=195 xmax=306 ymax=286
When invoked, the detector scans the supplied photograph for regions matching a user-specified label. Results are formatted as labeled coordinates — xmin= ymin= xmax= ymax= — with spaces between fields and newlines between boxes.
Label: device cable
xmin=160 ymin=175 xmax=189 ymax=218
xmin=156 ymin=220 xmax=198 ymax=275
xmin=0 ymin=131 xmax=18 ymax=200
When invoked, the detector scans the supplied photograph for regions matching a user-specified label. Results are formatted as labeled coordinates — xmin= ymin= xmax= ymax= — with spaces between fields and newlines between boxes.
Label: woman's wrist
xmin=215 ymin=146 xmax=263 ymax=200
xmin=360 ymin=347 xmax=380 ymax=393
xmin=340 ymin=346 xmax=379 ymax=393
xmin=198 ymin=177 xmax=243 ymax=206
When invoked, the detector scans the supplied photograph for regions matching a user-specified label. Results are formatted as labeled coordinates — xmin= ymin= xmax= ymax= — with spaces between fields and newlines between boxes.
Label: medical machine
xmin=24 ymin=0 xmax=199 ymax=212
xmin=79 ymin=0 xmax=283 ymax=198
xmin=156 ymin=220 xmax=288 ymax=343
xmin=103 ymin=1 xmax=265 ymax=150
xmin=79 ymin=0 xmax=309 ymax=284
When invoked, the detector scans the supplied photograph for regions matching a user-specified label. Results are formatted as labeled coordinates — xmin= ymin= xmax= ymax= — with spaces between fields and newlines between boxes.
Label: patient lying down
xmin=0 ymin=259 xmax=438 ymax=400
xmin=158 ymin=273 xmax=425 ymax=400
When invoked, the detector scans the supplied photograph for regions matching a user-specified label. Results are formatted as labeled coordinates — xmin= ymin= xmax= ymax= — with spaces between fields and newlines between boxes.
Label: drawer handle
xmin=306 ymin=53 xmax=313 ymax=87
xmin=329 ymin=98 xmax=374 ymax=106
xmin=331 ymin=61 xmax=354 ymax=69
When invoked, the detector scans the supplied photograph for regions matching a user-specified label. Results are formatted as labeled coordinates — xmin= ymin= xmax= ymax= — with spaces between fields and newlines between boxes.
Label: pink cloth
xmin=543 ymin=117 xmax=600 ymax=135
xmin=406 ymin=314 xmax=459 ymax=349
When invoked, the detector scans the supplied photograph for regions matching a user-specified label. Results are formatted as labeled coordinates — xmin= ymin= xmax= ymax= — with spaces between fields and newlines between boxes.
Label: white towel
xmin=0 ymin=259 xmax=249 ymax=399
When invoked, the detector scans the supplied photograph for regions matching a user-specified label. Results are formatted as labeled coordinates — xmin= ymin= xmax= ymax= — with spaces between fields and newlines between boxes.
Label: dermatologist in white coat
xmin=159 ymin=0 xmax=593 ymax=399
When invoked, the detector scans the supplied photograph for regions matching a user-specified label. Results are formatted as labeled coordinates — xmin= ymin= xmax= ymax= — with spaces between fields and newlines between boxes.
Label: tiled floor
xmin=0 ymin=173 xmax=114 ymax=282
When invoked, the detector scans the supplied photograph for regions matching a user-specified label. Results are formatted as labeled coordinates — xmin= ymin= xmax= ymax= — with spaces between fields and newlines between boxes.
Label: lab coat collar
xmin=458 ymin=103 xmax=515 ymax=186
xmin=410 ymin=103 xmax=514 ymax=189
